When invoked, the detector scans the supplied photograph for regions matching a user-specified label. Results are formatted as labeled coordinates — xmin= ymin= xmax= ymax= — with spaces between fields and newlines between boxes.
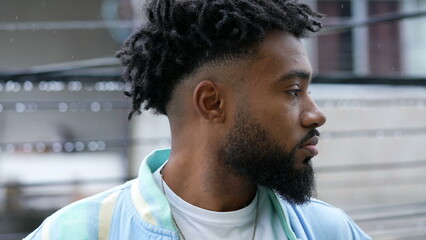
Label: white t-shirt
xmin=153 ymin=165 xmax=287 ymax=240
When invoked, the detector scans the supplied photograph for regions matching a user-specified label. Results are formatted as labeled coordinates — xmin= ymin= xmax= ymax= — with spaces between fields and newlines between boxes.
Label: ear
xmin=193 ymin=80 xmax=226 ymax=123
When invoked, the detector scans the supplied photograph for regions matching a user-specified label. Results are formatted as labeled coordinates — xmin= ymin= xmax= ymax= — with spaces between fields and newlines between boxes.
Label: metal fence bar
xmin=320 ymin=10 xmax=426 ymax=35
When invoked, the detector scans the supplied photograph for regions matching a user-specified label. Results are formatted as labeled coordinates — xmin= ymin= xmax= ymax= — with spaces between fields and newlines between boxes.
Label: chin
xmin=293 ymin=156 xmax=312 ymax=169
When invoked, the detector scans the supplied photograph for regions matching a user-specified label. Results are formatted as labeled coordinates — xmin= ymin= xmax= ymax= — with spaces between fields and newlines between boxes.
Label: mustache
xmin=298 ymin=129 xmax=320 ymax=146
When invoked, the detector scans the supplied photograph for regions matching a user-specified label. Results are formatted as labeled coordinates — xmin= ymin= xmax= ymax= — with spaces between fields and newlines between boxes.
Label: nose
xmin=301 ymin=97 xmax=327 ymax=128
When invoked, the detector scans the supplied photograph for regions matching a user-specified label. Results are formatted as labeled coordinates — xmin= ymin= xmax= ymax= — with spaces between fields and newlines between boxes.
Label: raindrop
xmin=68 ymin=81 xmax=82 ymax=91
xmin=117 ymin=82 xmax=125 ymax=91
xmin=10 ymin=38 xmax=14 ymax=43
xmin=105 ymin=82 xmax=112 ymax=91
xmin=95 ymin=82 xmax=105 ymax=91
xmin=75 ymin=142 xmax=85 ymax=152
xmin=58 ymin=102 xmax=68 ymax=112
xmin=36 ymin=143 xmax=46 ymax=152
xmin=15 ymin=103 xmax=26 ymax=113
xmin=23 ymin=81 xmax=33 ymax=91
xmin=45 ymin=82 xmax=53 ymax=91
xmin=14 ymin=82 xmax=21 ymax=92
xmin=64 ymin=142 xmax=74 ymax=152
xmin=88 ymin=141 xmax=98 ymax=151
xmin=23 ymin=143 xmax=33 ymax=153
xmin=38 ymin=81 xmax=46 ymax=91
xmin=90 ymin=102 xmax=101 ymax=112
xmin=6 ymin=81 xmax=20 ymax=92
xmin=105 ymin=81 xmax=118 ymax=91
xmin=97 ymin=141 xmax=106 ymax=151
xmin=52 ymin=142 xmax=62 ymax=153
xmin=0 ymin=104 xmax=3 ymax=112
xmin=55 ymin=81 xmax=65 ymax=91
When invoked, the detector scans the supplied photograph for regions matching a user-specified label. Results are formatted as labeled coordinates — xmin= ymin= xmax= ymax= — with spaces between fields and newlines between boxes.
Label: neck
xmin=162 ymin=140 xmax=257 ymax=211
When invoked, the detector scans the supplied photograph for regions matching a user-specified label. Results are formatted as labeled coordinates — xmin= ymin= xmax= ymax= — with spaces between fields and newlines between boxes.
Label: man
xmin=26 ymin=0 xmax=371 ymax=239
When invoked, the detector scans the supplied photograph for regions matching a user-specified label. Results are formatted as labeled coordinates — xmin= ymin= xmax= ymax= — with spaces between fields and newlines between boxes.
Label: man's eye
xmin=287 ymin=89 xmax=301 ymax=96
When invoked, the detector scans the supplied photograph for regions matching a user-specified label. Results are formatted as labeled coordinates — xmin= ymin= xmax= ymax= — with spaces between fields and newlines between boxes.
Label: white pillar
xmin=352 ymin=0 xmax=369 ymax=75
xmin=401 ymin=0 xmax=426 ymax=76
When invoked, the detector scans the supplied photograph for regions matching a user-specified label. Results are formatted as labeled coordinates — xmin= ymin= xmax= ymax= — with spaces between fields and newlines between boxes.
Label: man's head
xmin=117 ymin=0 xmax=326 ymax=204
xmin=116 ymin=0 xmax=323 ymax=117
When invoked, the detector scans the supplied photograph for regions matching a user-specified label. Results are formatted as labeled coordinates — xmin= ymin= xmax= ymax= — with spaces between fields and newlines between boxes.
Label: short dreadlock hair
xmin=116 ymin=0 xmax=323 ymax=118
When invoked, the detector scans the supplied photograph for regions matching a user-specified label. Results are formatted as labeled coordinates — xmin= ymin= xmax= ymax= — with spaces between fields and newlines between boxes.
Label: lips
xmin=299 ymin=136 xmax=319 ymax=157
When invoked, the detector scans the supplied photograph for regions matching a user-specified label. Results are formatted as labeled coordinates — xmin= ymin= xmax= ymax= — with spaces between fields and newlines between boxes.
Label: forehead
xmin=259 ymin=31 xmax=307 ymax=57
xmin=247 ymin=31 xmax=312 ymax=85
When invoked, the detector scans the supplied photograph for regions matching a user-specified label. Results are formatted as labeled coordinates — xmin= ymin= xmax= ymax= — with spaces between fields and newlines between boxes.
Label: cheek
xmin=245 ymin=92 xmax=301 ymax=141
xmin=264 ymin=110 xmax=302 ymax=148
xmin=267 ymin=108 xmax=300 ymax=133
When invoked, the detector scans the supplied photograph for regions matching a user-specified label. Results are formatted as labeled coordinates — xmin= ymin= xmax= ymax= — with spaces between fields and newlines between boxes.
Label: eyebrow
xmin=276 ymin=70 xmax=311 ymax=83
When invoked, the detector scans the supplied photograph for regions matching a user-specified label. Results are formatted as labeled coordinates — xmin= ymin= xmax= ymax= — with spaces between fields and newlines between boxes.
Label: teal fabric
xmin=24 ymin=149 xmax=371 ymax=240
xmin=138 ymin=149 xmax=176 ymax=230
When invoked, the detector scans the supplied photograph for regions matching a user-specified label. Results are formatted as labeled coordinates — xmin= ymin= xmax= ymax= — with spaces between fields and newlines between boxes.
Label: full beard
xmin=217 ymin=109 xmax=316 ymax=205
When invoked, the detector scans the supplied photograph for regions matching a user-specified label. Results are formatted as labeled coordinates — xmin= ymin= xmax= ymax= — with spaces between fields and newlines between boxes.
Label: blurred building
xmin=0 ymin=0 xmax=425 ymax=239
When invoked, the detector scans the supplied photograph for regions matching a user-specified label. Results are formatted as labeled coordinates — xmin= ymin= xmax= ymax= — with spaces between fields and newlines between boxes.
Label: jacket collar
xmin=131 ymin=148 xmax=296 ymax=240
xmin=132 ymin=149 xmax=176 ymax=230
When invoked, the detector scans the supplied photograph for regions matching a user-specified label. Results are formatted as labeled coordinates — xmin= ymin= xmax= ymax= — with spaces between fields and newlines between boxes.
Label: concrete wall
xmin=0 ymin=0 xmax=121 ymax=69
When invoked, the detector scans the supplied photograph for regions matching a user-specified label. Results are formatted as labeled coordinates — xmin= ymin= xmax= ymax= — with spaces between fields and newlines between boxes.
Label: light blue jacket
xmin=25 ymin=149 xmax=371 ymax=240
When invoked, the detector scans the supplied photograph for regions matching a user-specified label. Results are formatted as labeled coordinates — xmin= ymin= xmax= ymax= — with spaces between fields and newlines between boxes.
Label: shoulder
xmin=281 ymin=198 xmax=371 ymax=240
xmin=297 ymin=198 xmax=350 ymax=221
xmin=24 ymin=181 xmax=133 ymax=240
